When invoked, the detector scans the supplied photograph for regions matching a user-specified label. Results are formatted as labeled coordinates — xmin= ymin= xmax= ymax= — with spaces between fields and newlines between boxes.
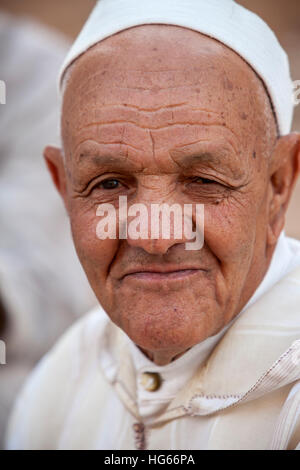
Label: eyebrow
xmin=170 ymin=145 xmax=233 ymax=167
xmin=77 ymin=151 xmax=143 ymax=172
xmin=169 ymin=141 xmax=244 ymax=179
xmin=171 ymin=152 xmax=222 ymax=168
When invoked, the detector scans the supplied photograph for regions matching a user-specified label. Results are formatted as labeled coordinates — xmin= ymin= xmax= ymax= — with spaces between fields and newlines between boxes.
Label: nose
xmin=122 ymin=201 xmax=192 ymax=255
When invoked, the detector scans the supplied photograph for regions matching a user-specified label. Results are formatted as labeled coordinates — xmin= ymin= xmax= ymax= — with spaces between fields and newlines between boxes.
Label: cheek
xmin=68 ymin=201 xmax=118 ymax=286
xmin=203 ymin=197 xmax=259 ymax=268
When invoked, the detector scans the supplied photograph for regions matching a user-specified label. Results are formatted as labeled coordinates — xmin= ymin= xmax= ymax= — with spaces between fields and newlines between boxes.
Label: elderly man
xmin=5 ymin=0 xmax=300 ymax=450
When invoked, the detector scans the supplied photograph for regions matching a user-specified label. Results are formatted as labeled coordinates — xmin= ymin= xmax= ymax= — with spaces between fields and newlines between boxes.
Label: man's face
xmin=60 ymin=26 xmax=278 ymax=364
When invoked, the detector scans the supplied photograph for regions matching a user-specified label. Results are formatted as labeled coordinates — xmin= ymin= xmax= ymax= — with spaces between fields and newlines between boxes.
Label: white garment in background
xmin=0 ymin=12 xmax=96 ymax=448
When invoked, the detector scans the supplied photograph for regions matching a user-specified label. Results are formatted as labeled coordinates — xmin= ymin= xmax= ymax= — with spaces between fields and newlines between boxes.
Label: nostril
xmin=126 ymin=236 xmax=182 ymax=255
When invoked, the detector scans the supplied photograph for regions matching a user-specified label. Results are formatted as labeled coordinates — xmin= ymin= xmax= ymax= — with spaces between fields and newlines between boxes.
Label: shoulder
xmin=4 ymin=306 xmax=113 ymax=449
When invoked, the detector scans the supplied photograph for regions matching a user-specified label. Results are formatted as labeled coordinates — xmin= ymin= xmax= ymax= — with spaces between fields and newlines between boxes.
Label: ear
xmin=267 ymin=133 xmax=300 ymax=245
xmin=43 ymin=146 xmax=68 ymax=210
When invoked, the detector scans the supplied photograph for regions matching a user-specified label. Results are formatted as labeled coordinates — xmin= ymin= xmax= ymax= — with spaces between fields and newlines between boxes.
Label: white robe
xmin=4 ymin=234 xmax=300 ymax=450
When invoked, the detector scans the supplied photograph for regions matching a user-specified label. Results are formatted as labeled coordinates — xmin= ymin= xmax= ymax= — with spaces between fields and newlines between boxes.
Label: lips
xmin=126 ymin=269 xmax=200 ymax=280
xmin=120 ymin=266 xmax=204 ymax=282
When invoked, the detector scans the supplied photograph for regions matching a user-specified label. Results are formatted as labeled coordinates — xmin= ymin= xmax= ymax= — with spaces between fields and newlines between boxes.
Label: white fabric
xmin=5 ymin=236 xmax=300 ymax=449
xmin=58 ymin=0 xmax=294 ymax=135
xmin=123 ymin=233 xmax=300 ymax=421
xmin=242 ymin=231 xmax=300 ymax=311
xmin=128 ymin=328 xmax=231 ymax=420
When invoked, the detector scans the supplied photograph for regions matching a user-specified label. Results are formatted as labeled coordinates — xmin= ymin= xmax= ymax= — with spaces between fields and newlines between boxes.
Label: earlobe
xmin=43 ymin=146 xmax=68 ymax=207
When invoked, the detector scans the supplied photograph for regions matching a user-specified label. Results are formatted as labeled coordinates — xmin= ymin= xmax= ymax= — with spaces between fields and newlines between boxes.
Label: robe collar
xmin=99 ymin=237 xmax=300 ymax=425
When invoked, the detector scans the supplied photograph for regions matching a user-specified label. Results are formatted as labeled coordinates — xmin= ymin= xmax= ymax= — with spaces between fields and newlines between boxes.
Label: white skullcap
xmin=59 ymin=0 xmax=294 ymax=135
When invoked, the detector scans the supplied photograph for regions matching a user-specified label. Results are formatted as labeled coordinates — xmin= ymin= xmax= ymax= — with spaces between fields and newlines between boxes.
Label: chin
xmin=121 ymin=309 xmax=203 ymax=353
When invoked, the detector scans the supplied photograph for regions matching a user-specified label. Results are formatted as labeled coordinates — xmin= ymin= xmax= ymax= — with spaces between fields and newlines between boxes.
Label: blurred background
xmin=0 ymin=0 xmax=299 ymax=448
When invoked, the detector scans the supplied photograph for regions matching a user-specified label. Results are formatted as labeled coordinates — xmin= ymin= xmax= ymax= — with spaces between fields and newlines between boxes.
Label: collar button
xmin=140 ymin=372 xmax=161 ymax=392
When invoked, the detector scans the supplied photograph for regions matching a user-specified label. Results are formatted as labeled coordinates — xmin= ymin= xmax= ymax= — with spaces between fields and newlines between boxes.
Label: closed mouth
xmin=121 ymin=268 xmax=203 ymax=282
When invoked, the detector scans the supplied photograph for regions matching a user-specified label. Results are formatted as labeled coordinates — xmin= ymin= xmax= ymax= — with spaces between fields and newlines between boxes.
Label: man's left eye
xmin=191 ymin=177 xmax=215 ymax=184
xmin=99 ymin=179 xmax=121 ymax=190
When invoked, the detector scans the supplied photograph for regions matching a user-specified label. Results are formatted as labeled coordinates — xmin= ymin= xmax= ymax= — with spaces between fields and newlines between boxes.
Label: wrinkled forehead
xmin=61 ymin=25 xmax=276 ymax=158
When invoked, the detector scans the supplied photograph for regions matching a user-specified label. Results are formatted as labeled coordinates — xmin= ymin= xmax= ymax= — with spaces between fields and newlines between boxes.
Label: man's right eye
xmin=99 ymin=179 xmax=121 ymax=190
